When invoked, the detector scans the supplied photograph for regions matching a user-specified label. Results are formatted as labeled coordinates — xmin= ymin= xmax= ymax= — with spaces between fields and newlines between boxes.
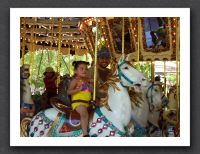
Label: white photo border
xmin=10 ymin=8 xmax=190 ymax=146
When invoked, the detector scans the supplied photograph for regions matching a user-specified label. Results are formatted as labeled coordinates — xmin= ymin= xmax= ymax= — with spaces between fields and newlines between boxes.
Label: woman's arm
xmin=67 ymin=79 xmax=82 ymax=95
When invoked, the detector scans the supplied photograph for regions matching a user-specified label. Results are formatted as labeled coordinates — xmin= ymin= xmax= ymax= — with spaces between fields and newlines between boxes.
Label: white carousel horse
xmin=21 ymin=58 xmax=145 ymax=137
xmin=130 ymin=81 xmax=168 ymax=137
xmin=20 ymin=64 xmax=35 ymax=118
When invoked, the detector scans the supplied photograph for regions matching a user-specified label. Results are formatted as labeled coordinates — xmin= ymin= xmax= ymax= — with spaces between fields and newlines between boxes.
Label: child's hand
xmin=76 ymin=85 xmax=82 ymax=91
xmin=76 ymin=81 xmax=82 ymax=91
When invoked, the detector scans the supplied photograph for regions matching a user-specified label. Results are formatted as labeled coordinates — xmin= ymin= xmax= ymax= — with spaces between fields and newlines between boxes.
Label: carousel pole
xmin=68 ymin=49 xmax=71 ymax=76
xmin=137 ymin=17 xmax=141 ymax=63
xmin=30 ymin=17 xmax=37 ymax=83
xmin=164 ymin=61 xmax=167 ymax=95
xmin=92 ymin=17 xmax=98 ymax=101
xmin=21 ymin=17 xmax=26 ymax=65
xmin=122 ymin=17 xmax=125 ymax=59
xmin=151 ymin=61 xmax=155 ymax=82
xmin=128 ymin=17 xmax=138 ymax=62
xmin=48 ymin=17 xmax=54 ymax=66
xmin=176 ymin=18 xmax=180 ymax=123
xmin=56 ymin=17 xmax=63 ymax=93
xmin=29 ymin=23 xmax=34 ymax=84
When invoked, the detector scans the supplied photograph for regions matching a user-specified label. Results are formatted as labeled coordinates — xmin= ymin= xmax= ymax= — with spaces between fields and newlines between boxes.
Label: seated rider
xmin=43 ymin=67 xmax=58 ymax=108
xmin=67 ymin=61 xmax=92 ymax=137
xmin=88 ymin=47 xmax=112 ymax=101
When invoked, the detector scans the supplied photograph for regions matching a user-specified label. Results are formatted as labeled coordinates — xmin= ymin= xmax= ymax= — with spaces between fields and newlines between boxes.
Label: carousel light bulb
xmin=133 ymin=27 xmax=136 ymax=30
xmin=173 ymin=32 xmax=176 ymax=35
xmin=173 ymin=40 xmax=176 ymax=43
xmin=173 ymin=25 xmax=176 ymax=28
xmin=135 ymin=34 xmax=137 ymax=37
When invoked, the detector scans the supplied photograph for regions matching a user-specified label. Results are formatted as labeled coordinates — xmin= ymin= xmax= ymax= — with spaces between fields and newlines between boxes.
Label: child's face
xmin=75 ymin=64 xmax=88 ymax=78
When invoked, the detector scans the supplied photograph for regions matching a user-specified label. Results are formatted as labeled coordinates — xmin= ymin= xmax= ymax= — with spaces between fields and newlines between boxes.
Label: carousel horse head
xmin=20 ymin=64 xmax=30 ymax=79
xmin=20 ymin=64 xmax=35 ymax=117
xmin=145 ymin=81 xmax=165 ymax=112
xmin=116 ymin=57 xmax=147 ymax=92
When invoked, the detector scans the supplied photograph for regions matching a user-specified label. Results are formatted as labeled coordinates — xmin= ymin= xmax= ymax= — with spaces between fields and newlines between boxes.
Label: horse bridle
xmin=117 ymin=60 xmax=135 ymax=87
xmin=146 ymin=82 xmax=165 ymax=112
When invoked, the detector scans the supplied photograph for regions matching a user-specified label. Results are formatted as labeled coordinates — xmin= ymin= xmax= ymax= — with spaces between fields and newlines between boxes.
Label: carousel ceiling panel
xmin=79 ymin=17 xmax=180 ymax=61
xmin=20 ymin=17 xmax=88 ymax=54
xmin=20 ymin=17 xmax=180 ymax=61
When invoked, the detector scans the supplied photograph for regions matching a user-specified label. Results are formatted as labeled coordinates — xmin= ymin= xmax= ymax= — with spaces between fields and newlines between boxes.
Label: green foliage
xmin=22 ymin=50 xmax=92 ymax=90
xmin=167 ymin=74 xmax=176 ymax=85
xmin=134 ymin=62 xmax=151 ymax=79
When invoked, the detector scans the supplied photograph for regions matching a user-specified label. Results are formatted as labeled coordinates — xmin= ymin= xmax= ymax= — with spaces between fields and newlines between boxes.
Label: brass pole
xmin=56 ymin=17 xmax=63 ymax=93
xmin=122 ymin=17 xmax=125 ymax=59
xmin=93 ymin=17 xmax=98 ymax=101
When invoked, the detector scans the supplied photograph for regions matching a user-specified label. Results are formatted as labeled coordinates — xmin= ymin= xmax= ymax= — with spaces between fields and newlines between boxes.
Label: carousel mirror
xmin=108 ymin=17 xmax=135 ymax=54
xmin=142 ymin=17 xmax=170 ymax=52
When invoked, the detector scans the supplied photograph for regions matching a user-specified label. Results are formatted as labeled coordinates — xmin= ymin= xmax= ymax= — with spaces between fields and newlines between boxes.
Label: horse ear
xmin=119 ymin=55 xmax=125 ymax=63
xmin=125 ymin=54 xmax=129 ymax=61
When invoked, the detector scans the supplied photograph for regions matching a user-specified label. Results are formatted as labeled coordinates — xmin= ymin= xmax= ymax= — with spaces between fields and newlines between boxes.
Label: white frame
xmin=10 ymin=8 xmax=190 ymax=146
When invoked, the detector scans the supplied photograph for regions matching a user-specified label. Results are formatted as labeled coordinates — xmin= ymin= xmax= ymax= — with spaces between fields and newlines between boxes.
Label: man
xmin=88 ymin=47 xmax=111 ymax=100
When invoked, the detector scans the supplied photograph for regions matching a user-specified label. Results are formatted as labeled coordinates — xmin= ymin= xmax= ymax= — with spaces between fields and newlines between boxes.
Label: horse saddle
xmin=50 ymin=97 xmax=94 ymax=121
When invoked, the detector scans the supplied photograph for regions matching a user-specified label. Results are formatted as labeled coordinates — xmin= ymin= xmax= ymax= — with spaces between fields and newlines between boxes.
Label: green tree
xmin=22 ymin=50 xmax=92 ymax=91
xmin=134 ymin=62 xmax=151 ymax=79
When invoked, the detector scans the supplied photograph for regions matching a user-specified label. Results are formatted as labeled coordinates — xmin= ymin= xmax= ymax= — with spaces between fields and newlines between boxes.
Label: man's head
xmin=97 ymin=47 xmax=111 ymax=69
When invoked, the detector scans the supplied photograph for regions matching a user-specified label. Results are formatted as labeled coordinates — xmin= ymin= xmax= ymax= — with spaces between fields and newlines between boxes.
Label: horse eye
xmin=124 ymin=66 xmax=129 ymax=69
xmin=154 ymin=89 xmax=158 ymax=92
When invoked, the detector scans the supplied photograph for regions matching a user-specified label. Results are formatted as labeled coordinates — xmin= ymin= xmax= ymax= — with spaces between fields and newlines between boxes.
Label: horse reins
xmin=117 ymin=60 xmax=134 ymax=87
xmin=146 ymin=82 xmax=165 ymax=112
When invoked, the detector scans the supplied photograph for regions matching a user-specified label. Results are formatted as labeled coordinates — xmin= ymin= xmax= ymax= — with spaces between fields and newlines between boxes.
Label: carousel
xmin=20 ymin=17 xmax=180 ymax=137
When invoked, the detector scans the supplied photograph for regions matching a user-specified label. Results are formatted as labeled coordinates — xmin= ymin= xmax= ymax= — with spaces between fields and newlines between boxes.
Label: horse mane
xmin=98 ymin=75 xmax=120 ymax=111
xmin=128 ymin=89 xmax=144 ymax=109
xmin=98 ymin=73 xmax=143 ymax=111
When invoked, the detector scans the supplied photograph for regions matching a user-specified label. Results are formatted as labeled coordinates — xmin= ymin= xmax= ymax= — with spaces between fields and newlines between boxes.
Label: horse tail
xmin=20 ymin=117 xmax=31 ymax=137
